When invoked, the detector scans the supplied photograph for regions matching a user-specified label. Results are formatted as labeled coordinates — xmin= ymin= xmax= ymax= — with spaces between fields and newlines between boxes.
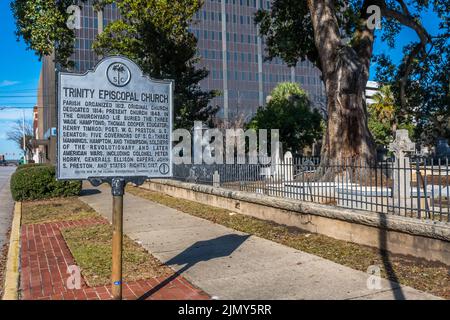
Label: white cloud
xmin=0 ymin=109 xmax=33 ymax=122
xmin=0 ymin=80 xmax=20 ymax=87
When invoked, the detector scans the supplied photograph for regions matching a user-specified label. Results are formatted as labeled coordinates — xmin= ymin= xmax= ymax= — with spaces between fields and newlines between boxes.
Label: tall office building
xmin=192 ymin=0 xmax=325 ymax=121
xmin=37 ymin=0 xmax=325 ymax=162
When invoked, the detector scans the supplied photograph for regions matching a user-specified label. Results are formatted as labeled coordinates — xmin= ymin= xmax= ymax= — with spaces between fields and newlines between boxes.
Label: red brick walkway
xmin=20 ymin=219 xmax=209 ymax=300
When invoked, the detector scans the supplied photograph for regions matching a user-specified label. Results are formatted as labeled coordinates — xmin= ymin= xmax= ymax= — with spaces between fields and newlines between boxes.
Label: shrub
xmin=16 ymin=163 xmax=49 ymax=171
xmin=10 ymin=165 xmax=82 ymax=201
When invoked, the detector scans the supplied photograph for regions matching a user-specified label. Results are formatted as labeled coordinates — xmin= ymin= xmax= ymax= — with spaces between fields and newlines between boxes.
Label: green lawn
xmin=21 ymin=198 xmax=98 ymax=225
xmin=62 ymin=224 xmax=172 ymax=287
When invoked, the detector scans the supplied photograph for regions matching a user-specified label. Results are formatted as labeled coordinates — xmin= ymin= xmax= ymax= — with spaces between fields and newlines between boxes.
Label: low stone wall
xmin=143 ymin=179 xmax=450 ymax=265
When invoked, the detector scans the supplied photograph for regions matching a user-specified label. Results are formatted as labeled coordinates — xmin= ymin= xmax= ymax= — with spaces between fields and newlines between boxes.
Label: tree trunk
xmin=305 ymin=0 xmax=377 ymax=179
xmin=317 ymin=47 xmax=377 ymax=181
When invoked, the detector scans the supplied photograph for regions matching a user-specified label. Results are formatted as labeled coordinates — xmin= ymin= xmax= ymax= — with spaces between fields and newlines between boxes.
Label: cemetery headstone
xmin=388 ymin=130 xmax=415 ymax=213
xmin=284 ymin=151 xmax=294 ymax=181
xmin=213 ymin=170 xmax=220 ymax=188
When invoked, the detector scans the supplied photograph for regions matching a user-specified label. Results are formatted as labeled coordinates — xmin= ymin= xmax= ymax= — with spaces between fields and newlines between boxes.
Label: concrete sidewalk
xmin=80 ymin=184 xmax=440 ymax=300
xmin=0 ymin=167 xmax=15 ymax=250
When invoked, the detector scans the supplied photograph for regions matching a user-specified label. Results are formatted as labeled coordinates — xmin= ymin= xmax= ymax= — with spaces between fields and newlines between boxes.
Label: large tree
xmin=256 ymin=0 xmax=449 ymax=166
xmin=11 ymin=0 xmax=219 ymax=129
xmin=248 ymin=82 xmax=323 ymax=153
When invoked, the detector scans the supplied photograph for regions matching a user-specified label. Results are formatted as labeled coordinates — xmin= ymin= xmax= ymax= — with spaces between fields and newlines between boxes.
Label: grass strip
xmin=62 ymin=224 xmax=173 ymax=287
xmin=21 ymin=197 xmax=98 ymax=225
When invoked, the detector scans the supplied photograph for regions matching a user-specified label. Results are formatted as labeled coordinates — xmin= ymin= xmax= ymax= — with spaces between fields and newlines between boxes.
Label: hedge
xmin=15 ymin=163 xmax=49 ymax=171
xmin=10 ymin=165 xmax=82 ymax=201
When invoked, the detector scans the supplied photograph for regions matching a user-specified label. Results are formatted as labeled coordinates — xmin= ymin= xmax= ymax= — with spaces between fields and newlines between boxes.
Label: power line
xmin=0 ymin=103 xmax=37 ymax=105
xmin=0 ymin=87 xmax=38 ymax=93
xmin=0 ymin=106 xmax=51 ymax=109
xmin=0 ymin=95 xmax=39 ymax=98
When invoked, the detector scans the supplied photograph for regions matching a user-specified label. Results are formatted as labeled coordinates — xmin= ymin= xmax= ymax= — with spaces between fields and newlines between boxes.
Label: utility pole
xmin=22 ymin=109 xmax=27 ymax=164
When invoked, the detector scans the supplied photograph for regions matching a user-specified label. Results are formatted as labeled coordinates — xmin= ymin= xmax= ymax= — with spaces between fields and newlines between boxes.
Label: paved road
xmin=0 ymin=167 xmax=15 ymax=249
xmin=80 ymin=184 xmax=440 ymax=300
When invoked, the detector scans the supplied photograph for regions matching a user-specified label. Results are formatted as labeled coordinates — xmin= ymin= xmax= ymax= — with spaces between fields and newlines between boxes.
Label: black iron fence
xmin=173 ymin=156 xmax=449 ymax=222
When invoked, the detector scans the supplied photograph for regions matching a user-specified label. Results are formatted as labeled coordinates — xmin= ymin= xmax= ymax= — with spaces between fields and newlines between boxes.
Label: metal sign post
xmin=111 ymin=180 xmax=124 ymax=300
xmin=89 ymin=176 xmax=147 ymax=300
xmin=57 ymin=56 xmax=173 ymax=300
xmin=89 ymin=177 xmax=147 ymax=300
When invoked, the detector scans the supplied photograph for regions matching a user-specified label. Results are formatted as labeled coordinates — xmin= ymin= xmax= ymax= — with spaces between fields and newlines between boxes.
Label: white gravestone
xmin=213 ymin=170 xmax=220 ymax=188
xmin=283 ymin=151 xmax=294 ymax=181
xmin=388 ymin=130 xmax=415 ymax=212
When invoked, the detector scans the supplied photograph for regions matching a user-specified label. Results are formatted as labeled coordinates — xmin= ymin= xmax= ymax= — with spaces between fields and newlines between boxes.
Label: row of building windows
xmin=228 ymin=90 xmax=260 ymax=100
xmin=207 ymin=68 xmax=319 ymax=86
xmin=74 ymin=39 xmax=94 ymax=50
xmin=210 ymin=0 xmax=270 ymax=9
xmin=196 ymin=10 xmax=261 ymax=25
xmin=193 ymin=29 xmax=259 ymax=45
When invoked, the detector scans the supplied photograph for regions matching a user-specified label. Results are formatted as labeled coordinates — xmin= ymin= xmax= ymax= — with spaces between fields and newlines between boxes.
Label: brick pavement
xmin=20 ymin=218 xmax=209 ymax=300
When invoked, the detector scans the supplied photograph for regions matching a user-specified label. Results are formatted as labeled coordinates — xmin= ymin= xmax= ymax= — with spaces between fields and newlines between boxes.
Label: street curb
xmin=2 ymin=202 xmax=21 ymax=300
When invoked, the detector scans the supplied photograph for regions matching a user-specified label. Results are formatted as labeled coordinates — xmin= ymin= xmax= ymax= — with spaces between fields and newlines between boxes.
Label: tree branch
xmin=396 ymin=0 xmax=411 ymax=16
xmin=380 ymin=1 xmax=432 ymax=109
xmin=380 ymin=0 xmax=431 ymax=46
xmin=306 ymin=0 xmax=342 ymax=78
xmin=352 ymin=0 xmax=382 ymax=68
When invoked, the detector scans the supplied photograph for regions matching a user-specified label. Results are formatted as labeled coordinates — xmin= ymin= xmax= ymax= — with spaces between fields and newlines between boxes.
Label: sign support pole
xmin=89 ymin=177 xmax=146 ymax=300
xmin=111 ymin=178 xmax=125 ymax=300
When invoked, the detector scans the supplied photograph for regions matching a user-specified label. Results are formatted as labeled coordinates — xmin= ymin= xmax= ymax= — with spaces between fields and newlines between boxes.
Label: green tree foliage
xmin=376 ymin=32 xmax=449 ymax=147
xmin=248 ymin=82 xmax=323 ymax=153
xmin=255 ymin=0 xmax=449 ymax=164
xmin=11 ymin=0 xmax=219 ymax=129
xmin=11 ymin=0 xmax=76 ymax=67
xmin=371 ymin=86 xmax=395 ymax=124
xmin=368 ymin=114 xmax=392 ymax=146
xmin=368 ymin=85 xmax=395 ymax=146
xmin=94 ymin=0 xmax=219 ymax=129
xmin=368 ymin=85 xmax=416 ymax=146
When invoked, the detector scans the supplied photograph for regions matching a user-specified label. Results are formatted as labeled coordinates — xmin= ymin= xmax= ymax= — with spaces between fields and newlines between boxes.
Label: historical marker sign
xmin=57 ymin=56 xmax=173 ymax=180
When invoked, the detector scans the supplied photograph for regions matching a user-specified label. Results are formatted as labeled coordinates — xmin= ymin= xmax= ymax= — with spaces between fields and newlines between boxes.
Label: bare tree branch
xmin=379 ymin=0 xmax=432 ymax=108
xmin=6 ymin=119 xmax=34 ymax=153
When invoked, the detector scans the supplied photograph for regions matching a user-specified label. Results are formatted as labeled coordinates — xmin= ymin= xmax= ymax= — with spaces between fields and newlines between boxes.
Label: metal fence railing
xmin=173 ymin=156 xmax=450 ymax=223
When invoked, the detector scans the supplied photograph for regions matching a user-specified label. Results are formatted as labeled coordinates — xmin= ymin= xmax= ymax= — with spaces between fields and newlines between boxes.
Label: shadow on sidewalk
xmin=137 ymin=234 xmax=250 ymax=300
xmin=379 ymin=212 xmax=405 ymax=300
xmin=79 ymin=188 xmax=102 ymax=196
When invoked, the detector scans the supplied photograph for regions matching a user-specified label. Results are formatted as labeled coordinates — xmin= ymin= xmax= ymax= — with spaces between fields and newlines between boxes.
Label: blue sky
xmin=0 ymin=0 xmax=40 ymax=160
xmin=0 ymin=2 xmax=444 ymax=159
